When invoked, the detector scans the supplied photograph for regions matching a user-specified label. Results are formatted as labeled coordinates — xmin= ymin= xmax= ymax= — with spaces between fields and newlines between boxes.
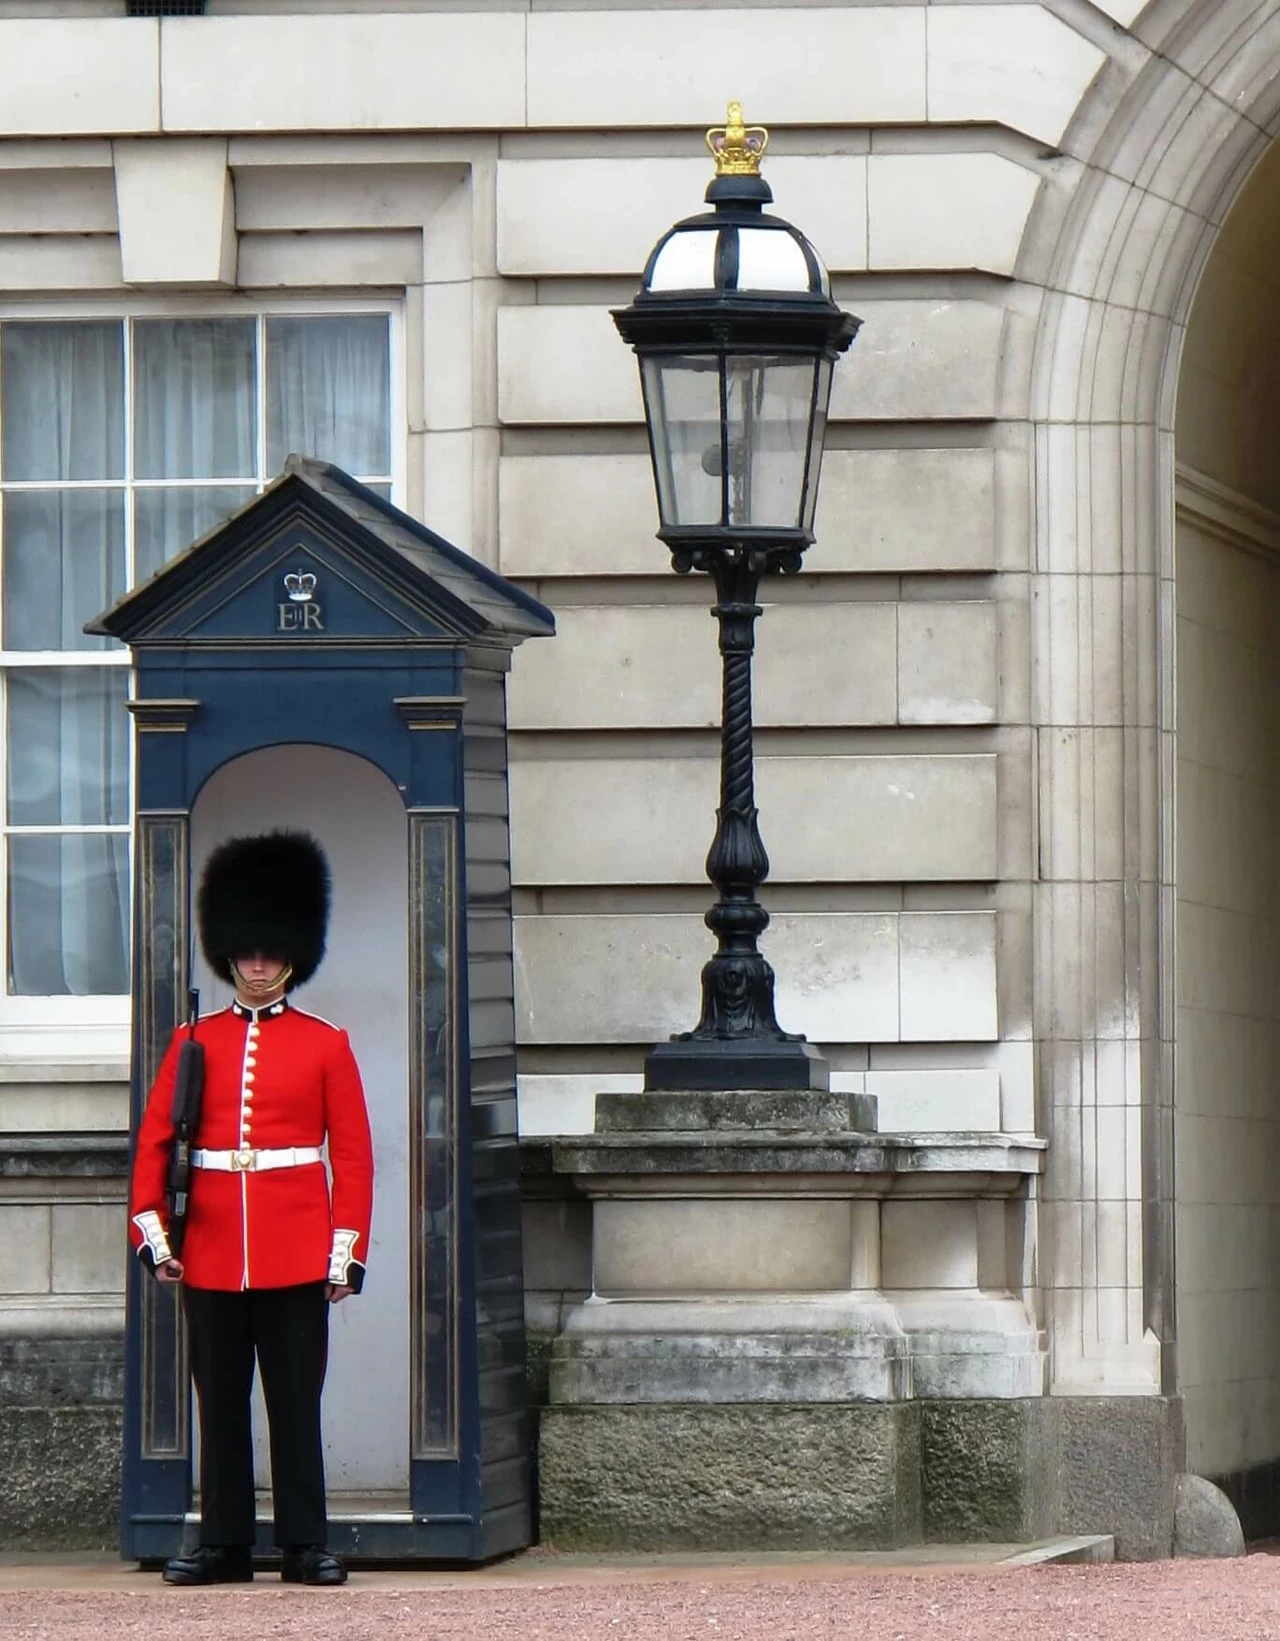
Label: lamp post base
xmin=644 ymin=1037 xmax=829 ymax=1092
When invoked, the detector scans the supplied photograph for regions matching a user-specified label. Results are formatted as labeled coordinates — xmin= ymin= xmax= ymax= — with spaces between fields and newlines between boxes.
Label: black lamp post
xmin=612 ymin=104 xmax=861 ymax=1093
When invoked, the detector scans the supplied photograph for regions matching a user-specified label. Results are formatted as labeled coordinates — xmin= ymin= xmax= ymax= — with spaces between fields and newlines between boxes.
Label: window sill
xmin=0 ymin=1058 xmax=128 ymax=1083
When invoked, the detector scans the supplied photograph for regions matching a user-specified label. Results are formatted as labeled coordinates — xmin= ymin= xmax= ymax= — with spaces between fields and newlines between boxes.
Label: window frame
xmin=0 ymin=294 xmax=405 ymax=1042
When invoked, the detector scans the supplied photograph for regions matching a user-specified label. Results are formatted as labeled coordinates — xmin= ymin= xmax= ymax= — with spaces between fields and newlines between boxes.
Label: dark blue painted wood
xmin=108 ymin=461 xmax=552 ymax=1566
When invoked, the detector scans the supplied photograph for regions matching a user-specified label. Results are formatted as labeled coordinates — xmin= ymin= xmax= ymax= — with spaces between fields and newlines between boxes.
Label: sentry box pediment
xmin=89 ymin=453 xmax=553 ymax=651
xmin=94 ymin=458 xmax=553 ymax=1567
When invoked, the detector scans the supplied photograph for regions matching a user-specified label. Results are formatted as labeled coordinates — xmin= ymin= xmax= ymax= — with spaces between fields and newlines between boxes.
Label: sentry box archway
xmin=90 ymin=456 xmax=554 ymax=1564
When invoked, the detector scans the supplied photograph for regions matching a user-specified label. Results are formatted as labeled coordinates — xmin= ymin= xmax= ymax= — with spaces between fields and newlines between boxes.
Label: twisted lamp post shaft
xmin=676 ymin=547 xmax=796 ymax=1044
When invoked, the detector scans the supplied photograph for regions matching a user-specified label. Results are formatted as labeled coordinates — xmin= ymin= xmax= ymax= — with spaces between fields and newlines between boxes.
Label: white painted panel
xmin=927 ymin=6 xmax=1106 ymax=147
xmin=499 ymin=447 xmax=997 ymax=577
xmin=160 ymin=13 xmax=526 ymax=133
xmin=497 ymin=155 xmax=868 ymax=278
xmin=514 ymin=911 xmax=903 ymax=1044
xmin=527 ymin=9 xmax=925 ymax=128
xmin=509 ymin=755 xmax=998 ymax=884
xmin=0 ymin=22 xmax=159 ymax=136
xmin=648 ymin=228 xmax=718 ymax=293
xmin=191 ymin=746 xmax=410 ymax=1498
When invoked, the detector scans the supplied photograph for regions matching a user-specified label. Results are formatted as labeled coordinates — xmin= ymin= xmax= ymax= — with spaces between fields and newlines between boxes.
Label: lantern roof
xmin=643 ymin=105 xmax=828 ymax=299
xmin=614 ymin=103 xmax=859 ymax=358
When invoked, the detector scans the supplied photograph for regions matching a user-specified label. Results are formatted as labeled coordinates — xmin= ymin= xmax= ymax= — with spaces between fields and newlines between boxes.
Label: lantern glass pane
xmin=724 ymin=356 xmax=818 ymax=530
xmin=641 ymin=355 xmax=723 ymax=528
xmin=801 ymin=356 xmax=834 ymax=534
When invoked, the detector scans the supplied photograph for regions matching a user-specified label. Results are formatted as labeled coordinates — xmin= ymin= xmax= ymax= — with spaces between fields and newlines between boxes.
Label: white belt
xmin=192 ymin=1146 xmax=323 ymax=1173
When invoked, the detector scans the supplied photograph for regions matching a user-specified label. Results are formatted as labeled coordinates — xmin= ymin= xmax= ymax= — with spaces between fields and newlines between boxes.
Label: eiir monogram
xmin=278 ymin=568 xmax=325 ymax=633
xmin=277 ymin=601 xmax=325 ymax=632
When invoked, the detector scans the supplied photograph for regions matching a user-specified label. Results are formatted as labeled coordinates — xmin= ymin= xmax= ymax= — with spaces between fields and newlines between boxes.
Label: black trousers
xmin=183 ymin=1282 xmax=329 ymax=1549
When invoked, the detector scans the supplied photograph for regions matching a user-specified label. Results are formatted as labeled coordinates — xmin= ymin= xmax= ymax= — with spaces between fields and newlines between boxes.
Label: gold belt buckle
xmin=230 ymin=1148 xmax=257 ymax=1172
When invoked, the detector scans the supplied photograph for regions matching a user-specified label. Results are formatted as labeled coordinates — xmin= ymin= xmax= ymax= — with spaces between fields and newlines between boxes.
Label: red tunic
xmin=128 ymin=999 xmax=374 ymax=1292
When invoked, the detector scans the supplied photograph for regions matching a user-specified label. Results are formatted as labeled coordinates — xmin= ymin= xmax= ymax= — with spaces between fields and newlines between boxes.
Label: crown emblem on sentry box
xmin=283 ymin=571 xmax=317 ymax=603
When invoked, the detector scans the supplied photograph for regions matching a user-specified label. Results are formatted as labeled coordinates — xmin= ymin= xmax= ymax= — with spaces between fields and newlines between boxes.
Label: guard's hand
xmin=156 ymin=1258 xmax=184 ymax=1283
xmin=326 ymin=1283 xmax=353 ymax=1304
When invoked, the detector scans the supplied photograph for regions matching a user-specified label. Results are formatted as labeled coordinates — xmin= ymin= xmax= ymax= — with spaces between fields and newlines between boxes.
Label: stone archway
xmin=1025 ymin=0 xmax=1280 ymax=1487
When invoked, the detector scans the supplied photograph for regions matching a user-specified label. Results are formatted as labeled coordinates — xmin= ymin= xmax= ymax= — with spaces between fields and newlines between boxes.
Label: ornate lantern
xmin=612 ymin=105 xmax=861 ymax=1091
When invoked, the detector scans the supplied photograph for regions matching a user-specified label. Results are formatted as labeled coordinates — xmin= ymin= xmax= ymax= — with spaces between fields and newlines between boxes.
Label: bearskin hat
xmin=197 ymin=830 xmax=330 ymax=988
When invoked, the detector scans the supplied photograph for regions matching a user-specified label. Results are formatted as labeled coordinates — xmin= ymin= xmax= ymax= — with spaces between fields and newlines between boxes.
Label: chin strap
xmin=230 ymin=960 xmax=293 ymax=997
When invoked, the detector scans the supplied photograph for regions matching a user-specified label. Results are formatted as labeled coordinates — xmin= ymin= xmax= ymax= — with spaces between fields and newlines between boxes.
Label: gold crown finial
xmin=706 ymin=102 xmax=768 ymax=177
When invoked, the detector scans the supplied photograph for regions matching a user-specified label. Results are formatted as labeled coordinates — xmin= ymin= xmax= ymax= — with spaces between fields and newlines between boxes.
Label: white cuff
xmin=132 ymin=1210 xmax=173 ymax=1266
xmin=328 ymin=1229 xmax=359 ymax=1285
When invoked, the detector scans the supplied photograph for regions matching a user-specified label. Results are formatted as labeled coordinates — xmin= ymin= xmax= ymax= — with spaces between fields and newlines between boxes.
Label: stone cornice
xmin=1175 ymin=465 xmax=1280 ymax=567
xmin=547 ymin=1130 xmax=1044 ymax=1197
xmin=0 ymin=1134 xmax=129 ymax=1179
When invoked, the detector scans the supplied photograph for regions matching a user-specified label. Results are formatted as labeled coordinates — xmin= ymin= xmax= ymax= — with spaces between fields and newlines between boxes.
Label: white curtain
xmin=2 ymin=490 xmax=123 ymax=650
xmin=267 ymin=315 xmax=390 ymax=477
xmin=132 ymin=318 xmax=257 ymax=582
xmin=1 ymin=321 xmax=123 ymax=483
xmin=133 ymin=486 xmax=255 ymax=587
xmin=133 ymin=318 xmax=255 ymax=481
xmin=1 ymin=324 xmax=130 ymax=995
xmin=6 ymin=670 xmax=129 ymax=995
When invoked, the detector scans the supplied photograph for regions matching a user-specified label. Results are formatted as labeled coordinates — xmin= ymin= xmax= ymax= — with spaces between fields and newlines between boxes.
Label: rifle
xmin=164 ymin=988 xmax=205 ymax=1260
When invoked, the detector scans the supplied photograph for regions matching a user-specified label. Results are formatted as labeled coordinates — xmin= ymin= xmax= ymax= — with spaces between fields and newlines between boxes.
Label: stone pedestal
xmin=538 ymin=1090 xmax=1048 ymax=1550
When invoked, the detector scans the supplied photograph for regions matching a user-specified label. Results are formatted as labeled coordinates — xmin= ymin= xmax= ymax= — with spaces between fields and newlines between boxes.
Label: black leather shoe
xmin=163 ymin=1545 xmax=253 ymax=1585
xmin=281 ymin=1545 xmax=347 ymax=1586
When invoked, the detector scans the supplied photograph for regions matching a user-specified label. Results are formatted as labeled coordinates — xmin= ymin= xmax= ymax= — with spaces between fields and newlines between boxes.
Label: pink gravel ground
xmin=2 ymin=1557 xmax=1280 ymax=1641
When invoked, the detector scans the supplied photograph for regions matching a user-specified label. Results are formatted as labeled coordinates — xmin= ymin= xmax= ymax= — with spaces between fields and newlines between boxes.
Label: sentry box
xmin=89 ymin=456 xmax=554 ymax=1565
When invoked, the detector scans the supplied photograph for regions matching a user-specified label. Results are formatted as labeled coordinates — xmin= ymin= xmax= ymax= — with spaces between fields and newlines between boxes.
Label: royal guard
xmin=128 ymin=830 xmax=374 ymax=1587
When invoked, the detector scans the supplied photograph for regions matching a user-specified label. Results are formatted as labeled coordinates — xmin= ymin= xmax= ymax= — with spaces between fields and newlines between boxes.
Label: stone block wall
xmin=539 ymin=1396 xmax=1182 ymax=1561
xmin=0 ymin=1334 xmax=124 ymax=1550
xmin=0 ymin=1136 xmax=128 ymax=1547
